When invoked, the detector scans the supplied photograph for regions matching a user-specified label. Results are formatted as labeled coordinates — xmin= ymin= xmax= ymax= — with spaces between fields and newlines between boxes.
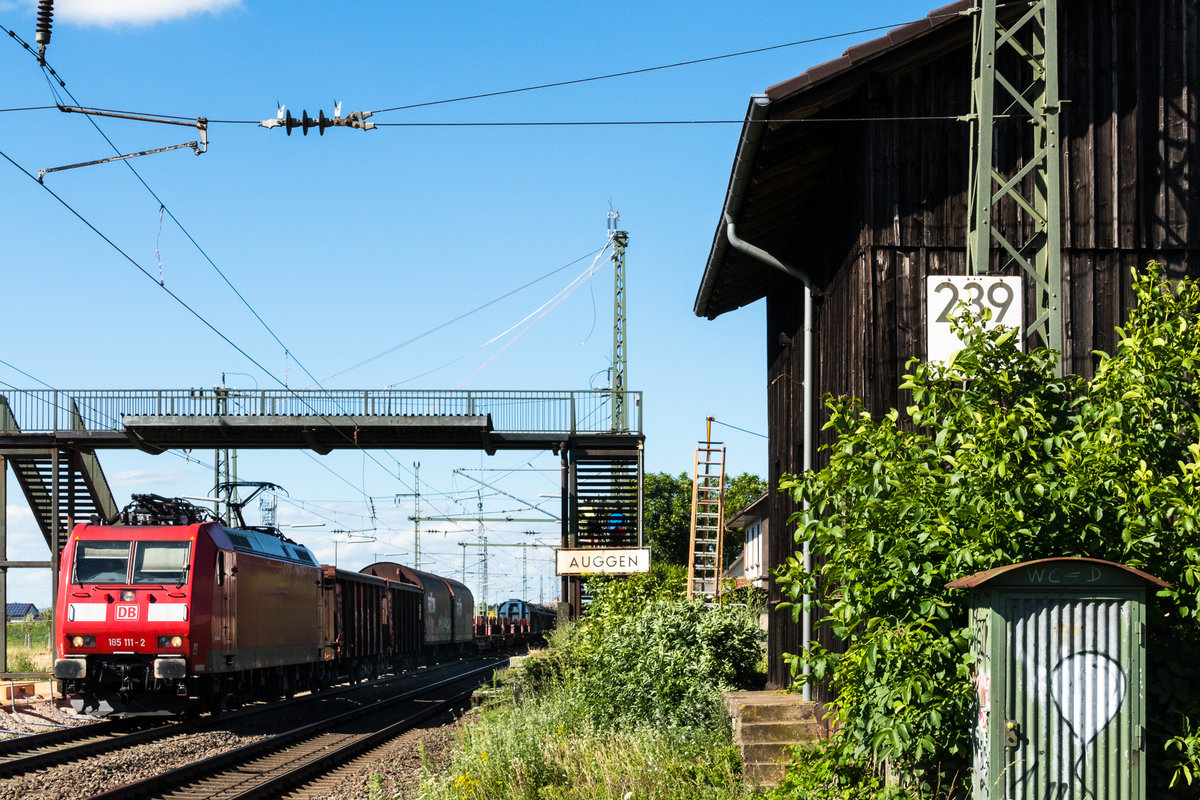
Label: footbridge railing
xmin=0 ymin=389 xmax=642 ymax=436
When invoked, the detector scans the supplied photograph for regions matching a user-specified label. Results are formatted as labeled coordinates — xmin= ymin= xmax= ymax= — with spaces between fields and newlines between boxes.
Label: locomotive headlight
xmin=120 ymin=590 xmax=136 ymax=602
xmin=157 ymin=635 xmax=184 ymax=648
xmin=70 ymin=635 xmax=96 ymax=648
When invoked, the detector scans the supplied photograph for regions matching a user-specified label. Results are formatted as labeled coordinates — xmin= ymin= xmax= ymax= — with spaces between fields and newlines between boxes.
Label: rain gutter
xmin=717 ymin=94 xmax=817 ymax=701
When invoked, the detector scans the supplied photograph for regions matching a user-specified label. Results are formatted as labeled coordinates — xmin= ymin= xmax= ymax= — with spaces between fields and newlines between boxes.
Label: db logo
xmin=115 ymin=605 xmax=139 ymax=621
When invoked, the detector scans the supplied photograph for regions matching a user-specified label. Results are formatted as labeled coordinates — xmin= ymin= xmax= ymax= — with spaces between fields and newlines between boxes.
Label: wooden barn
xmin=695 ymin=0 xmax=1200 ymax=690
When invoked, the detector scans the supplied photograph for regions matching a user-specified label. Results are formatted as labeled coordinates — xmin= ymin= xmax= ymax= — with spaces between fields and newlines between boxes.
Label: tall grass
xmin=421 ymin=688 xmax=751 ymax=800
xmin=421 ymin=585 xmax=766 ymax=800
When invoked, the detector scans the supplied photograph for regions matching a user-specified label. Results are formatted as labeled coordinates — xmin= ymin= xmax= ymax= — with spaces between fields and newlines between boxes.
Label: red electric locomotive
xmin=55 ymin=495 xmax=326 ymax=716
xmin=54 ymin=494 xmax=492 ymax=717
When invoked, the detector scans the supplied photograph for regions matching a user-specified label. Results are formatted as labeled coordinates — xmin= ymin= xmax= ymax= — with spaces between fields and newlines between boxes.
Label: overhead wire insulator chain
xmin=260 ymin=103 xmax=376 ymax=135
xmin=34 ymin=0 xmax=52 ymax=65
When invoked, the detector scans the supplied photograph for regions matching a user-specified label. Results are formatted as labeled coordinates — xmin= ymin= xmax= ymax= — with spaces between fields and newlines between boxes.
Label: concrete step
xmin=742 ymin=761 xmax=787 ymax=787
xmin=724 ymin=690 xmax=823 ymax=789
xmin=736 ymin=719 xmax=823 ymax=744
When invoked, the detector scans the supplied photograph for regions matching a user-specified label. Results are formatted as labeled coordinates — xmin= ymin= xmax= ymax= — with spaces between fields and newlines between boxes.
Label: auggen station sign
xmin=555 ymin=547 xmax=651 ymax=575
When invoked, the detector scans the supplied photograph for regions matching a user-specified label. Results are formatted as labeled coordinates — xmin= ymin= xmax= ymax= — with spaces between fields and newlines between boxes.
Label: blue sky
xmin=1 ymin=0 xmax=938 ymax=609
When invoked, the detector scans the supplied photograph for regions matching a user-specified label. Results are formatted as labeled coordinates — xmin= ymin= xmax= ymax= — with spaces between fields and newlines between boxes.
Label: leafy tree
xmin=644 ymin=471 xmax=694 ymax=566
xmin=644 ymin=470 xmax=767 ymax=568
xmin=776 ymin=263 xmax=1200 ymax=796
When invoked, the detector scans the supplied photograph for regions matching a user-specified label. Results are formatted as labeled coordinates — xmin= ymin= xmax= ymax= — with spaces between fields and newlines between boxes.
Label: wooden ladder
xmin=687 ymin=440 xmax=725 ymax=600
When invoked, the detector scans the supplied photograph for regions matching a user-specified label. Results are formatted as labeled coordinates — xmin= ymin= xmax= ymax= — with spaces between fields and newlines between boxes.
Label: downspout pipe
xmin=723 ymin=215 xmax=816 ymax=702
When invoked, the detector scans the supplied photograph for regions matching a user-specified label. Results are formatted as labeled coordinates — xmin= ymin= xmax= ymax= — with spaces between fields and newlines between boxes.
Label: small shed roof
xmin=946 ymin=557 xmax=1171 ymax=590
xmin=726 ymin=492 xmax=769 ymax=530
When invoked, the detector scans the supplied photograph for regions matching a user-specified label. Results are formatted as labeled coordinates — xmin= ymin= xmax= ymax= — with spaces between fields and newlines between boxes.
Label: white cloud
xmin=56 ymin=0 xmax=241 ymax=27
xmin=109 ymin=468 xmax=189 ymax=488
xmin=5 ymin=503 xmax=51 ymax=561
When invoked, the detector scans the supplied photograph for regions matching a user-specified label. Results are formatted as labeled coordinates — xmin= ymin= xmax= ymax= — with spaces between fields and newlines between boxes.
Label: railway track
xmin=85 ymin=660 xmax=500 ymax=799
xmin=0 ymin=654 xmax=507 ymax=798
xmin=0 ymin=716 xmax=178 ymax=777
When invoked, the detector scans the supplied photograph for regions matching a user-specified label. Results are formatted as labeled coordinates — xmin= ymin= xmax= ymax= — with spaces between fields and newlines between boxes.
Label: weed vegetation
xmin=5 ymin=618 xmax=52 ymax=673
xmin=420 ymin=566 xmax=768 ymax=799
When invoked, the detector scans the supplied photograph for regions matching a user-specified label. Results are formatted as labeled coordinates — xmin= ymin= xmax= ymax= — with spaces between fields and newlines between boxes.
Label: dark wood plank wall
xmin=761 ymin=0 xmax=1200 ymax=689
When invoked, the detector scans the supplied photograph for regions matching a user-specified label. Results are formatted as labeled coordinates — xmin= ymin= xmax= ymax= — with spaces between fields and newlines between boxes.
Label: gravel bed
xmin=304 ymin=710 xmax=462 ymax=799
xmin=0 ymin=668 xmax=475 ymax=800
xmin=0 ymin=698 xmax=96 ymax=737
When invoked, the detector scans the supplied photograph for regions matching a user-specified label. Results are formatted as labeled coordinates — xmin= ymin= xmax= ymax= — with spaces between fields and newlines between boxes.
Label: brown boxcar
xmin=360 ymin=562 xmax=474 ymax=649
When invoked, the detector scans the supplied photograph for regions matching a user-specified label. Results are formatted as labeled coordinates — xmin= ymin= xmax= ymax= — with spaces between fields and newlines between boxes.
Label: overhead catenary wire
xmin=4 ymin=8 xmax=996 ymax=128
xmin=386 ymin=239 xmax=614 ymax=388
xmin=366 ymin=11 xmax=977 ymax=115
xmin=1 ymin=39 xmax=424 ymax=508
xmin=0 ymin=365 xmax=220 ymax=472
xmin=5 ymin=37 xmax=598 ymax=602
xmin=452 ymin=240 xmax=615 ymax=389
xmin=0 ymin=145 xmax=465 ymax=517
xmin=313 ymin=244 xmax=609 ymax=387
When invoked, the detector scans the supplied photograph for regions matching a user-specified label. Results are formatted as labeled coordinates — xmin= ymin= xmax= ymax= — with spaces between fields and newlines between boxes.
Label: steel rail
xmin=0 ymin=658 xmax=484 ymax=778
xmin=0 ymin=717 xmax=184 ymax=777
xmin=84 ymin=660 xmax=503 ymax=799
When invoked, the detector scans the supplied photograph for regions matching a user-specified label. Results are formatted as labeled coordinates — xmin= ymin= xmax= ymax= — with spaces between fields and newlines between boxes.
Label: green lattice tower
xmin=966 ymin=0 xmax=1063 ymax=373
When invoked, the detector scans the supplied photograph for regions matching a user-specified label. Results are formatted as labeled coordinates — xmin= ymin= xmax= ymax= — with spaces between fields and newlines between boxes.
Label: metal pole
xmin=521 ymin=548 xmax=528 ymax=601
xmin=413 ymin=462 xmax=421 ymax=570
xmin=0 ymin=455 xmax=6 ymax=672
xmin=966 ymin=0 xmax=997 ymax=277
xmin=637 ymin=440 xmax=644 ymax=547
xmin=51 ymin=449 xmax=59 ymax=661
xmin=560 ymin=444 xmax=569 ymax=613
xmin=610 ymin=220 xmax=629 ymax=433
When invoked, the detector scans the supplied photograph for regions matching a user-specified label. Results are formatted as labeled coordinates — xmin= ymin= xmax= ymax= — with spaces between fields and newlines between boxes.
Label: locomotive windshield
xmin=72 ymin=541 xmax=130 ymax=584
xmin=71 ymin=540 xmax=192 ymax=585
xmin=132 ymin=542 xmax=191 ymax=585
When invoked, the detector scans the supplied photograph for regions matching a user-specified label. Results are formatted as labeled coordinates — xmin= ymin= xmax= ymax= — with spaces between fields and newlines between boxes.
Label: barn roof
xmin=694 ymin=1 xmax=972 ymax=319
xmin=6 ymin=602 xmax=37 ymax=618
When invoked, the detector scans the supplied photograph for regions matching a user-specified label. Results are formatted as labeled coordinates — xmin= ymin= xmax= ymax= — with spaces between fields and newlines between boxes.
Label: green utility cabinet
xmin=947 ymin=558 xmax=1168 ymax=800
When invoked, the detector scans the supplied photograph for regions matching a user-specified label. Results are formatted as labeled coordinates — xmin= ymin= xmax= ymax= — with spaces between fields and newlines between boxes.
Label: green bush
xmin=776 ymin=263 xmax=1200 ymax=796
xmin=568 ymin=597 xmax=765 ymax=729
xmin=423 ymin=569 xmax=766 ymax=800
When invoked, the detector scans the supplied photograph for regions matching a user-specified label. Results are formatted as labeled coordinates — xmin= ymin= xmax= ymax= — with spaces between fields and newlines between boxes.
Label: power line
xmin=4 ymin=46 xmax=422 ymax=506
xmin=314 ymin=244 xmax=609 ymax=387
xmin=711 ymin=419 xmax=768 ymax=439
xmin=0 ymin=367 xmax=219 ymax=472
xmin=4 ymin=11 xmax=977 ymax=128
xmin=367 ymin=14 xmax=971 ymax=115
xmin=372 ymin=116 xmax=964 ymax=127
xmin=0 ymin=145 xmax=459 ymax=516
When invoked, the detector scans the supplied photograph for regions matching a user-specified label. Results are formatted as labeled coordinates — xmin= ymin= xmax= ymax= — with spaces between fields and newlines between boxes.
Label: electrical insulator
xmin=35 ymin=0 xmax=53 ymax=64
xmin=317 ymin=109 xmax=334 ymax=135
xmin=263 ymin=104 xmax=375 ymax=134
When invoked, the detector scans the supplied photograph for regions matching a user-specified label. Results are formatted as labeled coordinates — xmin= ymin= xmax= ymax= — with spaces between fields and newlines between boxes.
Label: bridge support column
xmin=1 ymin=455 xmax=6 ymax=672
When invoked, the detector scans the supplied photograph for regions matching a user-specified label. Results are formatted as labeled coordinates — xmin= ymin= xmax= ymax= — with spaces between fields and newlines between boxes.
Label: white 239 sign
xmin=925 ymin=275 xmax=1023 ymax=364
